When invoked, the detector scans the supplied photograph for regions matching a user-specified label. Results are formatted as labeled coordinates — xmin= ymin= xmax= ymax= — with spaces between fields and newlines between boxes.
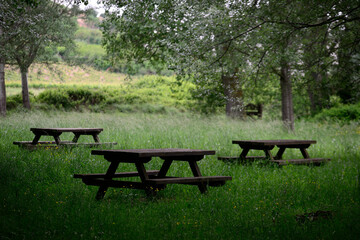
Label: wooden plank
xmin=218 ymin=156 xmax=266 ymax=161
xmin=271 ymin=158 xmax=330 ymax=166
xmin=218 ymin=156 xmax=241 ymax=161
xmin=233 ymin=140 xmax=316 ymax=146
xmin=30 ymin=128 xmax=103 ymax=134
xmin=92 ymin=148 xmax=215 ymax=159
xmin=60 ymin=142 xmax=117 ymax=146
xmin=14 ymin=141 xmax=70 ymax=145
xmin=73 ymin=170 xmax=160 ymax=179
xmin=146 ymin=176 xmax=232 ymax=185
xmin=83 ymin=178 xmax=150 ymax=190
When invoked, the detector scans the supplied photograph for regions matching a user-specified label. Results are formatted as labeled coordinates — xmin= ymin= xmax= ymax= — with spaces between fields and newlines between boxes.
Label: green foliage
xmin=33 ymin=76 xmax=197 ymax=112
xmin=75 ymin=27 xmax=102 ymax=44
xmin=313 ymin=103 xmax=360 ymax=122
xmin=37 ymin=87 xmax=106 ymax=109
xmin=6 ymin=92 xmax=35 ymax=110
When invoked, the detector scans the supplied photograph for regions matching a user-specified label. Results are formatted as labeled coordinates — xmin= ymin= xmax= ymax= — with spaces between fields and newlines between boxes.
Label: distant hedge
xmin=7 ymin=76 xmax=197 ymax=113
xmin=313 ymin=103 xmax=360 ymax=122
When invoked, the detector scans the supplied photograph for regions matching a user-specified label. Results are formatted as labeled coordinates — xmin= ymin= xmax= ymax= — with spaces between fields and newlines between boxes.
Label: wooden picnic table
xmin=74 ymin=148 xmax=232 ymax=199
xmin=13 ymin=128 xmax=117 ymax=149
xmin=219 ymin=140 xmax=330 ymax=166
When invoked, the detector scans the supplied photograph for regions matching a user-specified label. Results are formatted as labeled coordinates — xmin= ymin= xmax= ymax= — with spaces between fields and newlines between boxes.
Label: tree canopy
xmin=101 ymin=0 xmax=360 ymax=129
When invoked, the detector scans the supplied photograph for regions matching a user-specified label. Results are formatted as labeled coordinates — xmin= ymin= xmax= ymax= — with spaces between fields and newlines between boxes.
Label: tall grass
xmin=0 ymin=111 xmax=359 ymax=239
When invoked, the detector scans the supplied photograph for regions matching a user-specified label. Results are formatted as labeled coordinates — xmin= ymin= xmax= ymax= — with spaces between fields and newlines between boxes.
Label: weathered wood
xmin=96 ymin=161 xmax=120 ymax=200
xmin=75 ymin=148 xmax=231 ymax=198
xmin=271 ymin=158 xmax=330 ymax=166
xmin=73 ymin=170 xmax=160 ymax=179
xmin=92 ymin=148 xmax=215 ymax=159
xmin=189 ymin=161 xmax=207 ymax=193
xmin=218 ymin=156 xmax=267 ymax=162
xmin=233 ymin=140 xmax=316 ymax=147
xmin=30 ymin=128 xmax=103 ymax=134
xmin=157 ymin=160 xmax=173 ymax=177
xmin=146 ymin=176 xmax=232 ymax=185
xmin=13 ymin=141 xmax=117 ymax=149
xmin=300 ymin=148 xmax=310 ymax=158
xmin=218 ymin=156 xmax=241 ymax=161
xmin=82 ymin=178 xmax=165 ymax=191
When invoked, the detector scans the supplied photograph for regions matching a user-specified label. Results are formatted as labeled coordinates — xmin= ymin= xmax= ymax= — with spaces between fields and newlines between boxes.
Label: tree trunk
xmin=0 ymin=25 xmax=6 ymax=117
xmin=280 ymin=62 xmax=294 ymax=131
xmin=222 ymin=74 xmax=244 ymax=118
xmin=307 ymin=71 xmax=323 ymax=114
xmin=0 ymin=61 xmax=6 ymax=117
xmin=21 ymin=68 xmax=31 ymax=109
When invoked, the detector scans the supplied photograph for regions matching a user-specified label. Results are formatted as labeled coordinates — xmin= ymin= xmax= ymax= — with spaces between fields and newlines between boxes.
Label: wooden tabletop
xmin=92 ymin=148 xmax=216 ymax=158
xmin=30 ymin=128 xmax=103 ymax=133
xmin=232 ymin=140 xmax=316 ymax=146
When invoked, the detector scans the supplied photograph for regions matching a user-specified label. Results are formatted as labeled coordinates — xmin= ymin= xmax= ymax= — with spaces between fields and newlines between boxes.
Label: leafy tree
xmin=101 ymin=0 xmax=359 ymax=129
xmin=0 ymin=0 xmax=78 ymax=110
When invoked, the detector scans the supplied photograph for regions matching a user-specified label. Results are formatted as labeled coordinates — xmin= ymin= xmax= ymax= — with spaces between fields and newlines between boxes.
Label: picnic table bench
xmin=218 ymin=140 xmax=330 ymax=166
xmin=74 ymin=148 xmax=232 ymax=199
xmin=13 ymin=128 xmax=117 ymax=149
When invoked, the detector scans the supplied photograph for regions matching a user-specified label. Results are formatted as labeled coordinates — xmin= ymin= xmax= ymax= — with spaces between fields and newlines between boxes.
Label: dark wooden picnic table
xmin=74 ymin=148 xmax=232 ymax=199
xmin=219 ymin=140 xmax=330 ymax=166
xmin=13 ymin=128 xmax=117 ymax=148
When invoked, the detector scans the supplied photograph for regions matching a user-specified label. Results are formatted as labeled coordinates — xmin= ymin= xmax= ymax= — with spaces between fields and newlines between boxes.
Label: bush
xmin=37 ymin=87 xmax=107 ymax=109
xmin=6 ymin=92 xmax=35 ymax=110
xmin=313 ymin=103 xmax=360 ymax=122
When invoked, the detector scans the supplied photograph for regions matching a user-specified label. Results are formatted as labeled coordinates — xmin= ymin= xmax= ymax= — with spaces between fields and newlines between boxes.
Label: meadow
xmin=0 ymin=111 xmax=359 ymax=239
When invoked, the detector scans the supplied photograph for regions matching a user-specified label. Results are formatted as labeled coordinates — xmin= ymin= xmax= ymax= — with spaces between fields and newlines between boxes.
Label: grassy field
xmin=5 ymin=64 xmax=137 ymax=94
xmin=0 ymin=111 xmax=359 ymax=239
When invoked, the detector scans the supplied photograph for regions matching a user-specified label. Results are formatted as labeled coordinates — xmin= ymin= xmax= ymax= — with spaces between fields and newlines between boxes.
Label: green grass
xmin=0 ymin=111 xmax=359 ymax=239
xmin=5 ymin=64 xmax=136 ymax=88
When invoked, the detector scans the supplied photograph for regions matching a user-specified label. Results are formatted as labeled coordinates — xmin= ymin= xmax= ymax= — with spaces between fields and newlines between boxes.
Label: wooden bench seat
xmin=74 ymin=170 xmax=160 ymax=179
xmin=218 ymin=156 xmax=266 ymax=161
xmin=13 ymin=141 xmax=73 ymax=145
xmin=271 ymin=158 xmax=330 ymax=166
xmin=13 ymin=141 xmax=117 ymax=149
xmin=146 ymin=176 xmax=232 ymax=186
xmin=218 ymin=156 xmax=240 ymax=161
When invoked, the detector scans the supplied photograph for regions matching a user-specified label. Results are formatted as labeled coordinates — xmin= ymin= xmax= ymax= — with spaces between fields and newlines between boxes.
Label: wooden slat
xmin=218 ymin=156 xmax=240 ymax=161
xmin=271 ymin=158 xmax=330 ymax=166
xmin=13 ymin=141 xmax=73 ymax=145
xmin=30 ymin=128 xmax=103 ymax=134
xmin=233 ymin=140 xmax=316 ymax=146
xmin=60 ymin=142 xmax=117 ymax=146
xmin=82 ymin=178 xmax=149 ymax=190
xmin=92 ymin=148 xmax=215 ymax=158
xmin=73 ymin=170 xmax=160 ymax=179
xmin=146 ymin=176 xmax=232 ymax=185
xmin=218 ymin=156 xmax=266 ymax=161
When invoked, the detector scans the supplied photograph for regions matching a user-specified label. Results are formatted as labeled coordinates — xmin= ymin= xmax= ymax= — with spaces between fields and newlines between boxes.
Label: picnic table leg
xmin=157 ymin=159 xmax=173 ymax=177
xmin=135 ymin=162 xmax=155 ymax=196
xmin=300 ymin=148 xmax=310 ymax=159
xmin=92 ymin=134 xmax=100 ymax=143
xmin=52 ymin=134 xmax=62 ymax=145
xmin=189 ymin=161 xmax=207 ymax=194
xmin=239 ymin=148 xmax=250 ymax=160
xmin=274 ymin=147 xmax=286 ymax=160
xmin=95 ymin=161 xmax=120 ymax=200
xmin=72 ymin=133 xmax=81 ymax=143
xmin=264 ymin=149 xmax=274 ymax=160
xmin=31 ymin=134 xmax=41 ymax=145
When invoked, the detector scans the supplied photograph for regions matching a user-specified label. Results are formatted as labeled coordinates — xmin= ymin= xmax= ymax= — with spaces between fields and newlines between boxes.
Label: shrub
xmin=37 ymin=87 xmax=107 ymax=109
xmin=6 ymin=92 xmax=35 ymax=110
xmin=313 ymin=103 xmax=360 ymax=122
